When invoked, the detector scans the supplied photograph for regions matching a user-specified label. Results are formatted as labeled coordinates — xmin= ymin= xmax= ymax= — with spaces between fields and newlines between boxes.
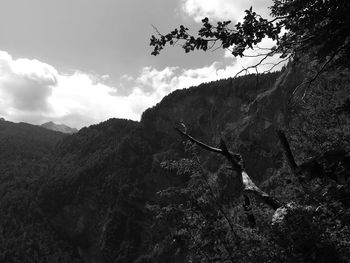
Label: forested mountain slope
xmin=0 ymin=120 xmax=69 ymax=262
xmin=35 ymin=72 xmax=284 ymax=262
xmin=1 ymin=65 xmax=349 ymax=262
xmin=0 ymin=119 xmax=66 ymax=185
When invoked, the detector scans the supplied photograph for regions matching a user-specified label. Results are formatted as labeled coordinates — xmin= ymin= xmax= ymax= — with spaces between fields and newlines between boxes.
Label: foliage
xmin=0 ymin=73 xmax=283 ymax=262
xmin=151 ymin=0 xmax=350 ymax=76
xmin=148 ymin=4 xmax=350 ymax=260
xmin=1 ymin=66 xmax=349 ymax=262
xmin=139 ymin=67 xmax=350 ymax=262
xmin=288 ymin=74 xmax=350 ymax=158
xmin=0 ymin=121 xmax=79 ymax=262
xmin=144 ymin=134 xmax=350 ymax=262
xmin=271 ymin=201 xmax=350 ymax=262
xmin=144 ymin=142 xmax=283 ymax=262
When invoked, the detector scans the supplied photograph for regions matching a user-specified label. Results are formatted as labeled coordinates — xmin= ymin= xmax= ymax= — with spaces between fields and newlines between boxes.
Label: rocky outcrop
xmin=232 ymin=65 xmax=303 ymax=181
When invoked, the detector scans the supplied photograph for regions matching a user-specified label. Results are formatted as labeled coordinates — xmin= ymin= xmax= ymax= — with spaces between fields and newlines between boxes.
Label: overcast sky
xmin=0 ymin=0 xmax=279 ymax=129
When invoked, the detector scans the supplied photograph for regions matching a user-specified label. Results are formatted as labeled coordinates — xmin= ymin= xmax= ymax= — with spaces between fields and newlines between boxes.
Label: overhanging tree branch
xmin=151 ymin=1 xmax=350 ymax=80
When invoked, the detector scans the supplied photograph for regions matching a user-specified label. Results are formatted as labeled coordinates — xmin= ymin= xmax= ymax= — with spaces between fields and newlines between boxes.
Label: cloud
xmin=130 ymin=38 xmax=284 ymax=93
xmin=0 ymin=50 xmax=232 ymax=129
xmin=181 ymin=0 xmax=272 ymax=22
xmin=135 ymin=66 xmax=180 ymax=95
xmin=0 ymin=51 xmax=141 ymax=129
xmin=0 ymin=51 xmax=57 ymax=112
xmin=126 ymin=63 xmax=225 ymax=104
xmin=119 ymin=39 xmax=285 ymax=113
xmin=0 ymin=45 xmax=285 ymax=130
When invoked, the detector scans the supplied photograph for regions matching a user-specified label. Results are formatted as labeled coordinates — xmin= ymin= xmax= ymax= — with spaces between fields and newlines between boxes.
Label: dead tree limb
xmin=175 ymin=126 xmax=281 ymax=210
xmin=276 ymin=130 xmax=350 ymax=187
xmin=277 ymin=130 xmax=298 ymax=173
xmin=243 ymin=195 xmax=256 ymax=228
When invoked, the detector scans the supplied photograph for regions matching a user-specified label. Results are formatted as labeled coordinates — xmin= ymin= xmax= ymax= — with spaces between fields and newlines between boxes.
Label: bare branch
xmin=290 ymin=41 xmax=350 ymax=102
xmin=175 ymin=127 xmax=222 ymax=154
xmin=306 ymin=42 xmax=350 ymax=89
xmin=151 ymin=24 xmax=163 ymax=37
xmin=277 ymin=130 xmax=298 ymax=173
xmin=243 ymin=195 xmax=256 ymax=228
xmin=234 ymin=51 xmax=274 ymax=77
xmin=242 ymin=171 xmax=281 ymax=210
xmin=261 ymin=56 xmax=290 ymax=74
xmin=243 ymin=53 xmax=273 ymax=58
xmin=176 ymin=126 xmax=282 ymax=210
xmin=255 ymin=44 xmax=274 ymax=51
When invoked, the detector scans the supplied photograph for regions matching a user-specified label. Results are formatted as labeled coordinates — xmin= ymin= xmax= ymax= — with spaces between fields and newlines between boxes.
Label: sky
xmin=0 ymin=0 xmax=280 ymax=129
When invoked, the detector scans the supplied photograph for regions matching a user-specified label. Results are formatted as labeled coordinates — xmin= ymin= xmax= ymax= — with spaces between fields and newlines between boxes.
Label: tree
xmin=146 ymin=139 xmax=283 ymax=263
xmin=148 ymin=2 xmax=350 ymax=261
xmin=144 ymin=125 xmax=350 ymax=262
xmin=175 ymin=126 xmax=281 ymax=210
xmin=150 ymin=0 xmax=350 ymax=79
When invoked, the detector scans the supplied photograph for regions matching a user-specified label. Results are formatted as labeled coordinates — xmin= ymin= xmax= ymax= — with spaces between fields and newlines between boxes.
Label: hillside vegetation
xmin=0 ymin=64 xmax=349 ymax=262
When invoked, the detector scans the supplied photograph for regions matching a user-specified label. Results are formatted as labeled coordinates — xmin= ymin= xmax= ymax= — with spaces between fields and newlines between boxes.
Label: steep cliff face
xmin=141 ymin=72 xmax=280 ymax=152
xmin=232 ymin=65 xmax=303 ymax=181
xmin=141 ymin=66 xmax=303 ymax=183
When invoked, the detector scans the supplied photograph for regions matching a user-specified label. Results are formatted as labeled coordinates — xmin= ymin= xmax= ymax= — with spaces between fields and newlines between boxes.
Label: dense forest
xmin=1 ymin=66 xmax=349 ymax=262
xmin=1 ymin=0 xmax=350 ymax=262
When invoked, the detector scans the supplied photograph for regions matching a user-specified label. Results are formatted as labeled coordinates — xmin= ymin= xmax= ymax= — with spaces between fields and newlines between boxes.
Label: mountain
xmin=41 ymin=121 xmax=78 ymax=134
xmin=36 ymin=70 xmax=290 ymax=262
xmin=0 ymin=119 xmax=69 ymax=262
xmin=0 ymin=66 xmax=349 ymax=262
xmin=0 ymin=119 xmax=66 ymax=171
xmin=0 ymin=118 xmax=66 ymax=197
xmin=0 ymin=118 xmax=67 ymax=198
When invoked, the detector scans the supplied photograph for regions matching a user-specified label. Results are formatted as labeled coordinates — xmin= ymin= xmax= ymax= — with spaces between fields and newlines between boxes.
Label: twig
xmin=262 ymin=56 xmax=290 ymax=74
xmin=234 ymin=51 xmax=275 ymax=77
xmin=289 ymin=41 xmax=350 ymax=102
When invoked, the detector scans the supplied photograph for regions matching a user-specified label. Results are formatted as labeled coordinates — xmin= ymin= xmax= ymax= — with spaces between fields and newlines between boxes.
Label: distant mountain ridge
xmin=0 ymin=118 xmax=66 ymax=182
xmin=41 ymin=121 xmax=78 ymax=134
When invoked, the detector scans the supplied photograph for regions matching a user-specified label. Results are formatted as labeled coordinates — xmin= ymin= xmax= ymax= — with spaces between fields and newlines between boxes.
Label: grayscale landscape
xmin=0 ymin=0 xmax=349 ymax=262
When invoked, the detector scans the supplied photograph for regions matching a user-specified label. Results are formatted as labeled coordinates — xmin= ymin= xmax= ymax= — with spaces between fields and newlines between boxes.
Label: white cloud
xmin=128 ymin=63 xmax=226 ymax=104
xmin=49 ymin=72 xmax=139 ymax=128
xmin=0 ymin=45 xmax=285 ymax=130
xmin=0 ymin=51 xmax=146 ymax=129
xmin=122 ymin=46 xmax=284 ymax=111
xmin=0 ymin=50 xmax=231 ymax=129
xmin=181 ymin=0 xmax=272 ymax=23
xmin=0 ymin=51 xmax=57 ymax=113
